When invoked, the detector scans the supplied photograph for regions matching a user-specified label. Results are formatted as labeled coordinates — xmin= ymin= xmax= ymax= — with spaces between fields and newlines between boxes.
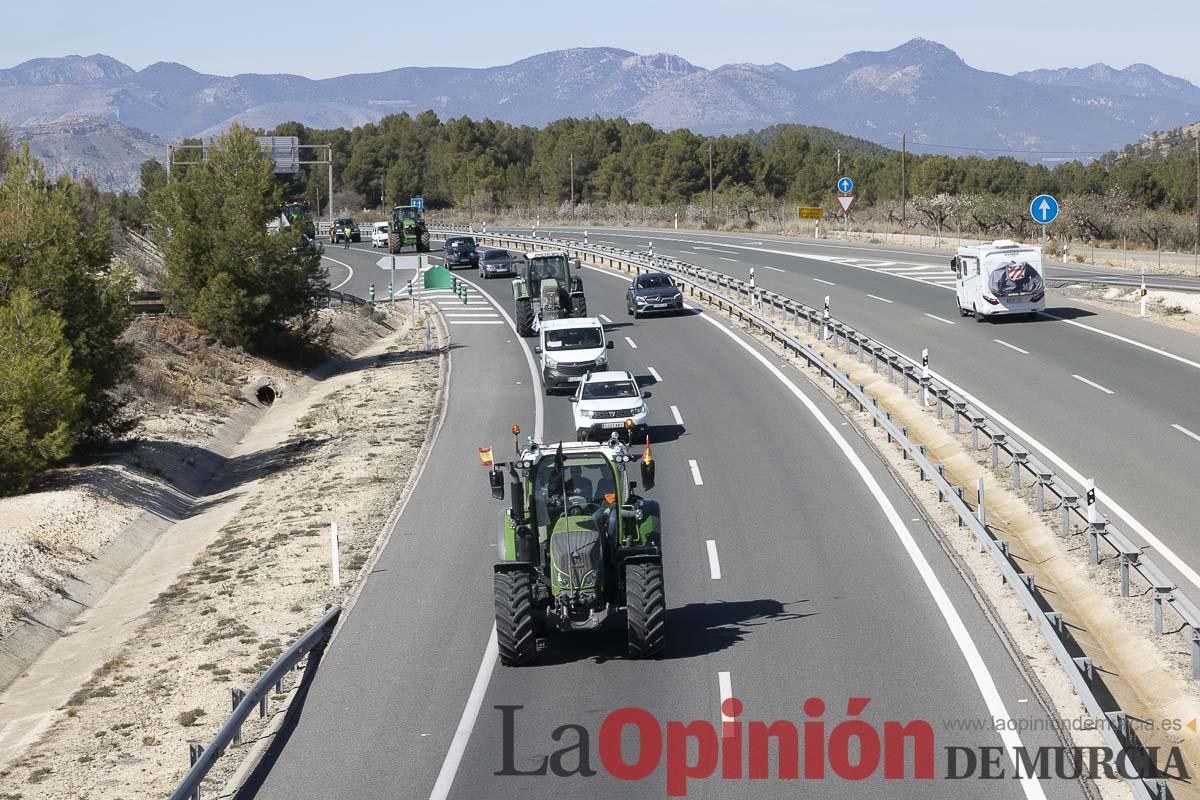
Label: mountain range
xmin=4 ymin=39 xmax=1199 ymax=191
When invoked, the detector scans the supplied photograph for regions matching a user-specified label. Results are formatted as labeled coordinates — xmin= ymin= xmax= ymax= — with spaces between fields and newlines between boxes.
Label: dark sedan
xmin=626 ymin=272 xmax=684 ymax=318
xmin=477 ymin=248 xmax=520 ymax=279
xmin=443 ymin=236 xmax=478 ymax=269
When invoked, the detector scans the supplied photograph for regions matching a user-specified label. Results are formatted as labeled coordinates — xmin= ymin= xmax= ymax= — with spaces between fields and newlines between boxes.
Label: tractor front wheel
xmin=495 ymin=570 xmax=536 ymax=666
xmin=418 ymin=231 xmax=431 ymax=252
xmin=388 ymin=233 xmax=402 ymax=255
xmin=515 ymin=299 xmax=536 ymax=337
xmin=570 ymin=295 xmax=587 ymax=318
xmin=625 ymin=561 xmax=666 ymax=659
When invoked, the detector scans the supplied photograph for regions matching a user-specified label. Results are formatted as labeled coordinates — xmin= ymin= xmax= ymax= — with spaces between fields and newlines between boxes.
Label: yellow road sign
xmin=798 ymin=207 xmax=823 ymax=220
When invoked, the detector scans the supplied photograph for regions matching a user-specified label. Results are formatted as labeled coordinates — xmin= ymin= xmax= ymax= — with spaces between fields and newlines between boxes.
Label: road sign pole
xmin=391 ymin=256 xmax=396 ymax=305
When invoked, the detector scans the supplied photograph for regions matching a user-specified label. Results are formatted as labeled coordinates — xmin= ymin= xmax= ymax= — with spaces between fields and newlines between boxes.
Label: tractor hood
xmin=550 ymin=519 xmax=603 ymax=593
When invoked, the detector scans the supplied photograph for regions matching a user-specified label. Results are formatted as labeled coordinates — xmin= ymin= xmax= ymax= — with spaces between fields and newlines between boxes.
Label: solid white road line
xmin=429 ymin=274 xmax=543 ymax=800
xmin=1041 ymin=312 xmax=1200 ymax=373
xmin=625 ymin=336 xmax=638 ymax=349
xmin=320 ymin=255 xmax=355 ymax=291
xmin=993 ymin=339 xmax=1030 ymax=355
xmin=698 ymin=313 xmax=1045 ymax=799
xmin=813 ymin=277 xmax=836 ymax=286
xmin=598 ymin=314 xmax=612 ymax=323
xmin=718 ymin=671 xmax=733 ymax=722
xmin=763 ymin=266 xmax=786 ymax=272
xmin=647 ymin=366 xmax=663 ymax=382
xmin=670 ymin=405 xmax=684 ymax=425
xmin=867 ymin=294 xmax=894 ymax=304
xmin=697 ymin=246 xmax=738 ymax=254
xmin=706 ymin=540 xmax=722 ymax=580
xmin=443 ymin=312 xmax=499 ymax=317
xmin=924 ymin=313 xmax=956 ymax=325
xmin=719 ymin=257 xmax=739 ymax=263
xmin=689 ymin=459 xmax=704 ymax=486
xmin=1173 ymin=424 xmax=1200 ymax=444
xmin=448 ymin=320 xmax=505 ymax=325
xmin=1072 ymin=374 xmax=1116 ymax=395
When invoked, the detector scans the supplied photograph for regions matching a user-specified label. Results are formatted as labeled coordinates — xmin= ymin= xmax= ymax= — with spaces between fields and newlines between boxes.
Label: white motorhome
xmin=951 ymin=240 xmax=1046 ymax=321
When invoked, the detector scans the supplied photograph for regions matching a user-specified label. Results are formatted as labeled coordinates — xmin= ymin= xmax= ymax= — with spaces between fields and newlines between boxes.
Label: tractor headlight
xmin=557 ymin=570 xmax=570 ymax=587
xmin=581 ymin=571 xmax=596 ymax=589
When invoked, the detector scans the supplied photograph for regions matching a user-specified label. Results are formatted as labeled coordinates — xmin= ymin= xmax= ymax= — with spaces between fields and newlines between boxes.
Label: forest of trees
xmin=245 ymin=113 xmax=1197 ymax=225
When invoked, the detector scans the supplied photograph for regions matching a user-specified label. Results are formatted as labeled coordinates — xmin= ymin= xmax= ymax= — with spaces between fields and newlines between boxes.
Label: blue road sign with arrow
xmin=410 ymin=196 xmax=425 ymax=210
xmin=1030 ymin=194 xmax=1059 ymax=225
xmin=837 ymin=176 xmax=854 ymax=193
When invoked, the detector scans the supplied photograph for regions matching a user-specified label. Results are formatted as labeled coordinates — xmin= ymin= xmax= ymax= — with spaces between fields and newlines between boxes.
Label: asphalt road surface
xmin=241 ymin=240 xmax=1090 ymax=799
xmin=483 ymin=226 xmax=1200 ymax=601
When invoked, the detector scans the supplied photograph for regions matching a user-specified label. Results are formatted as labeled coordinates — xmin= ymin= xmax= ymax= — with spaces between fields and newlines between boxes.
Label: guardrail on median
xmin=167 ymin=605 xmax=341 ymax=800
xmin=434 ymin=224 xmax=1183 ymax=799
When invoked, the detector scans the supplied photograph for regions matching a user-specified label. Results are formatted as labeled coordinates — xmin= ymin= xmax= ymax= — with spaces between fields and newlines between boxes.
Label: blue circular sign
xmin=837 ymin=176 xmax=854 ymax=193
xmin=1030 ymin=194 xmax=1059 ymax=225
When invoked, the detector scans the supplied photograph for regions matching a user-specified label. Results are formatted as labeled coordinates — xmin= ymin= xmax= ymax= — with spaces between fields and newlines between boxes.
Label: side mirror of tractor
xmin=949 ymin=257 xmax=958 ymax=273
xmin=639 ymin=458 xmax=656 ymax=491
xmin=489 ymin=467 xmax=505 ymax=500
xmin=606 ymin=340 xmax=614 ymax=350
xmin=534 ymin=345 xmax=542 ymax=354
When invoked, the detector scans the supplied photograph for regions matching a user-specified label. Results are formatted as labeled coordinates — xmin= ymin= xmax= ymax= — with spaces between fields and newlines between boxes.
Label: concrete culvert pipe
xmin=256 ymin=385 xmax=277 ymax=406
xmin=246 ymin=375 xmax=289 ymax=407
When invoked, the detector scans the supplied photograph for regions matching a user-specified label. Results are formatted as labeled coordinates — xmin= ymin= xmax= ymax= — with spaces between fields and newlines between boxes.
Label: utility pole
xmin=900 ymin=133 xmax=907 ymax=231
xmin=467 ymin=164 xmax=473 ymax=220
xmin=708 ymin=142 xmax=714 ymax=218
xmin=837 ymin=149 xmax=841 ymax=175
xmin=569 ymin=153 xmax=575 ymax=216
xmin=1194 ymin=133 xmax=1199 ymax=275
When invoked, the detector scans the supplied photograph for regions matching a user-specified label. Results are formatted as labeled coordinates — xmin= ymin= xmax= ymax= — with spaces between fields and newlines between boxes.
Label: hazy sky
xmin=5 ymin=0 xmax=1199 ymax=84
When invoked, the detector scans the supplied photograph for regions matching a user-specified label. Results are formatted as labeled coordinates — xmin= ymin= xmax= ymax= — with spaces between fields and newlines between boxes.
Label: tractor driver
xmin=565 ymin=466 xmax=593 ymax=507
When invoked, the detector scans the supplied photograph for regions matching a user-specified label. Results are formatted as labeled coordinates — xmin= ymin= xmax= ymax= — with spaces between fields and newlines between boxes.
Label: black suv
xmin=331 ymin=217 xmax=360 ymax=243
xmin=443 ymin=236 xmax=479 ymax=269
xmin=626 ymin=272 xmax=684 ymax=318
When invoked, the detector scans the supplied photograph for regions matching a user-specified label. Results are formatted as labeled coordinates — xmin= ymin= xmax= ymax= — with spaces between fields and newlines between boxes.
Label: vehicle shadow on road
xmin=1035 ymin=306 xmax=1097 ymax=320
xmin=528 ymin=598 xmax=815 ymax=666
xmin=647 ymin=423 xmax=685 ymax=443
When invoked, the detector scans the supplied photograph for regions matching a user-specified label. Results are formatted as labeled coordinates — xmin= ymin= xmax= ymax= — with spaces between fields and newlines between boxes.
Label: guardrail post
xmin=917 ymin=446 xmax=927 ymax=479
xmin=870 ymin=398 xmax=879 ymax=427
xmin=1088 ymin=520 xmax=1105 ymax=565
xmin=1011 ymin=451 xmax=1028 ymax=489
xmin=920 ymin=376 xmax=932 ymax=407
xmin=901 ymin=365 xmax=909 ymax=394
xmin=231 ymin=689 xmax=246 ymax=744
xmin=871 ymin=346 xmax=879 ymax=373
xmin=1192 ymin=630 xmax=1200 ymax=681
xmin=953 ymin=486 xmax=964 ymax=525
xmin=1120 ymin=555 xmax=1131 ymax=597
xmin=934 ymin=388 xmax=948 ymax=419
xmin=953 ymin=402 xmax=967 ymax=434
xmin=1054 ymin=492 xmax=1075 ymax=537
xmin=971 ymin=416 xmax=985 ymax=449
xmin=1154 ymin=589 xmax=1170 ymax=636
xmin=977 ymin=477 xmax=987 ymax=545
xmin=1074 ymin=656 xmax=1094 ymax=684
xmin=1046 ymin=611 xmax=1063 ymax=635
xmin=259 ymin=693 xmax=268 ymax=718
xmin=188 ymin=742 xmax=204 ymax=800
xmin=1035 ymin=471 xmax=1053 ymax=512
xmin=990 ymin=433 xmax=1007 ymax=468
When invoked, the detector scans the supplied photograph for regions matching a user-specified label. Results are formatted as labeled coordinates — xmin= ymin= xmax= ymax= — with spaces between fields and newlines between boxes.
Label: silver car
xmin=478 ymin=248 xmax=520 ymax=279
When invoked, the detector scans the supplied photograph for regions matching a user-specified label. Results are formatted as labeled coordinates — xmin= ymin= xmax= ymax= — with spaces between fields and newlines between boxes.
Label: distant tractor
xmin=487 ymin=432 xmax=664 ymax=666
xmin=512 ymin=250 xmax=588 ymax=337
xmin=388 ymin=205 xmax=430 ymax=254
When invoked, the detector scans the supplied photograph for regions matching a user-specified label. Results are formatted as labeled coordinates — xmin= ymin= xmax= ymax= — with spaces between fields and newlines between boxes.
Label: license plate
xmin=602 ymin=421 xmax=624 ymax=429
xmin=567 ymin=376 xmax=582 ymax=382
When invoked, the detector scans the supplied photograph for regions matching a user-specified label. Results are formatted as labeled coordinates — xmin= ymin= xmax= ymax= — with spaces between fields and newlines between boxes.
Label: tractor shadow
xmin=529 ymin=598 xmax=814 ymax=666
xmin=647 ymin=423 xmax=686 ymax=443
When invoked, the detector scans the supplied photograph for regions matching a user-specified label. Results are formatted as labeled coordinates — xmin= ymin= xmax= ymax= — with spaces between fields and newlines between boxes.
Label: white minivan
xmin=370 ymin=221 xmax=389 ymax=248
xmin=533 ymin=318 xmax=613 ymax=394
xmin=952 ymin=240 xmax=1046 ymax=321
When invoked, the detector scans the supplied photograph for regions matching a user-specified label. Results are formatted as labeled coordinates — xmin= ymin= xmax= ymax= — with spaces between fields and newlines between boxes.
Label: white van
xmin=370 ymin=221 xmax=389 ymax=248
xmin=951 ymin=240 xmax=1046 ymax=321
xmin=533 ymin=318 xmax=613 ymax=394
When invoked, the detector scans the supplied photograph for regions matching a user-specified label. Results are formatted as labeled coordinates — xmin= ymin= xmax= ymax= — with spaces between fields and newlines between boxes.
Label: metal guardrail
xmin=327 ymin=289 xmax=367 ymax=307
xmin=167 ymin=605 xmax=341 ymax=800
xmin=435 ymin=224 xmax=1183 ymax=799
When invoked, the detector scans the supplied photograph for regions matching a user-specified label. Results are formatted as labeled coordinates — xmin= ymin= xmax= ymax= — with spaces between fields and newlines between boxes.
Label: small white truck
xmin=951 ymin=240 xmax=1046 ymax=321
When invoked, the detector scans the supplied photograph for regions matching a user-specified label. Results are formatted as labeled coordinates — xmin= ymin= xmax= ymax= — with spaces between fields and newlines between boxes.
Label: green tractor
xmin=388 ymin=205 xmax=431 ymax=254
xmin=487 ymin=431 xmax=665 ymax=665
xmin=513 ymin=250 xmax=588 ymax=337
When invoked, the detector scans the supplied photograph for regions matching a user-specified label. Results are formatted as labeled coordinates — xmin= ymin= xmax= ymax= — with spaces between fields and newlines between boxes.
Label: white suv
xmin=571 ymin=370 xmax=648 ymax=442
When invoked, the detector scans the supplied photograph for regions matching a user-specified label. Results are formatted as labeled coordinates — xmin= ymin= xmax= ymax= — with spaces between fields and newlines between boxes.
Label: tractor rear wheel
xmin=625 ymin=561 xmax=666 ymax=659
xmin=571 ymin=295 xmax=587 ymax=318
xmin=388 ymin=233 xmax=402 ymax=254
xmin=515 ymin=299 xmax=536 ymax=337
xmin=495 ymin=571 xmax=536 ymax=666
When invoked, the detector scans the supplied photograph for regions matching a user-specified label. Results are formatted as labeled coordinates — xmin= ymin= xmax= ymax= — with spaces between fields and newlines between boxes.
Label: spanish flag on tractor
xmin=478 ymin=447 xmax=494 ymax=467
xmin=642 ymin=435 xmax=653 ymax=465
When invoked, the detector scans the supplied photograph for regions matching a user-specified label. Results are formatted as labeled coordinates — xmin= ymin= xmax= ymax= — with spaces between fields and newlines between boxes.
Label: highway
xmin=488 ymin=226 xmax=1200 ymax=600
xmin=242 ymin=241 xmax=1089 ymax=798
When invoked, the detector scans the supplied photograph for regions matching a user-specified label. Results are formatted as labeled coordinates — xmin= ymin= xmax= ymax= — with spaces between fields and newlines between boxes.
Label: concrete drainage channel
xmin=436 ymin=224 xmax=1190 ymax=800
